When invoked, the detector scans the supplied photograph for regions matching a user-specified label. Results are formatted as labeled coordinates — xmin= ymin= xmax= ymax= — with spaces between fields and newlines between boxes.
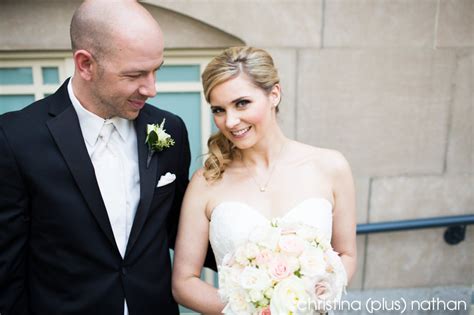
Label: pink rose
xmin=268 ymin=256 xmax=292 ymax=280
xmin=259 ymin=306 xmax=271 ymax=315
xmin=312 ymin=279 xmax=334 ymax=302
xmin=278 ymin=234 xmax=305 ymax=256
xmin=255 ymin=248 xmax=273 ymax=267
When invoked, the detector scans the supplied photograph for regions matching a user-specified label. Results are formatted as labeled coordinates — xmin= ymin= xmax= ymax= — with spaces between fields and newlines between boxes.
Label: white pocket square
xmin=157 ymin=172 xmax=176 ymax=187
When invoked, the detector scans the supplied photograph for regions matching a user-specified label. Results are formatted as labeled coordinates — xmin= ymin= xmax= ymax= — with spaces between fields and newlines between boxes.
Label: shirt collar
xmin=67 ymin=79 xmax=133 ymax=146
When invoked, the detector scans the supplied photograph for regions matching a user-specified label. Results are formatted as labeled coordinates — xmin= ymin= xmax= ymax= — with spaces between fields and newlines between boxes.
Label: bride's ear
xmin=270 ymin=83 xmax=281 ymax=108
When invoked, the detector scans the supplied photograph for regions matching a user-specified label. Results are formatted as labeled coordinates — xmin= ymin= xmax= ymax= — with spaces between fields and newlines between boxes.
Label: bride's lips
xmin=129 ymin=99 xmax=146 ymax=110
xmin=229 ymin=126 xmax=251 ymax=139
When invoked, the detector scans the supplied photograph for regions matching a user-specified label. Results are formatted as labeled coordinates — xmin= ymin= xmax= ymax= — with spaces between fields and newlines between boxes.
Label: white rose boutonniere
xmin=145 ymin=118 xmax=175 ymax=167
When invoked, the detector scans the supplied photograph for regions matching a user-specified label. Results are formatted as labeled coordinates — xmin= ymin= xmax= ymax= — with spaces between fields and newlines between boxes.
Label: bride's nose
xmin=225 ymin=111 xmax=240 ymax=129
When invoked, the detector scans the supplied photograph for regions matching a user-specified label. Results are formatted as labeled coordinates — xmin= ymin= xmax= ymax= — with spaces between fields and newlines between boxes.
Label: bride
xmin=172 ymin=46 xmax=357 ymax=314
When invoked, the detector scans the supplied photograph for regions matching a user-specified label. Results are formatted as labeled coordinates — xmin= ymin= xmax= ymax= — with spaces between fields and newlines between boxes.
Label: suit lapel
xmin=126 ymin=109 xmax=159 ymax=256
xmin=46 ymin=92 xmax=117 ymax=251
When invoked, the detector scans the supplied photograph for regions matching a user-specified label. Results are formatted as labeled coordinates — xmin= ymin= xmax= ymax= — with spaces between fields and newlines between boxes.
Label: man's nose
xmin=139 ymin=73 xmax=157 ymax=98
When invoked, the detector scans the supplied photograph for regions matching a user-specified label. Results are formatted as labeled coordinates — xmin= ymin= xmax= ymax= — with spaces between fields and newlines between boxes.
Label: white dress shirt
xmin=68 ymin=79 xmax=140 ymax=315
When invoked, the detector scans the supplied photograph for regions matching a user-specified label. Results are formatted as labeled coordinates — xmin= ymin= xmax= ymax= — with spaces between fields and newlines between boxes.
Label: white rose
xmin=218 ymin=266 xmax=241 ymax=301
xmin=316 ymin=234 xmax=331 ymax=250
xmin=240 ymin=266 xmax=272 ymax=291
xmin=248 ymin=226 xmax=281 ymax=250
xmin=227 ymin=289 xmax=256 ymax=315
xmin=234 ymin=246 xmax=249 ymax=266
xmin=244 ymin=243 xmax=260 ymax=260
xmin=269 ymin=276 xmax=310 ymax=315
xmin=299 ymin=246 xmax=326 ymax=277
xmin=248 ymin=289 xmax=264 ymax=302
xmin=296 ymin=224 xmax=319 ymax=241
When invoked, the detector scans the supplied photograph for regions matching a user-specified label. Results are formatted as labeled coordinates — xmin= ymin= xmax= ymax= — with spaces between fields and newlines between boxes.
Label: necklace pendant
xmin=260 ymin=187 xmax=266 ymax=192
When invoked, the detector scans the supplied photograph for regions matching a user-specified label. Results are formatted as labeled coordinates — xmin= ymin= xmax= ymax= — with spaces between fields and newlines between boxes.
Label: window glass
xmin=42 ymin=67 xmax=60 ymax=84
xmin=0 ymin=95 xmax=35 ymax=114
xmin=157 ymin=65 xmax=201 ymax=82
xmin=0 ymin=67 xmax=33 ymax=85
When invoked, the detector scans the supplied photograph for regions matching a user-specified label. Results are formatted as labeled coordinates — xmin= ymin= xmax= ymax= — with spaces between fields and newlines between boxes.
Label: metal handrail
xmin=356 ymin=214 xmax=474 ymax=244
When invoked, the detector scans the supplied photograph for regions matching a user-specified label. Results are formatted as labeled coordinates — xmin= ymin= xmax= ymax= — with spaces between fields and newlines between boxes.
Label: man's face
xmin=89 ymin=37 xmax=164 ymax=120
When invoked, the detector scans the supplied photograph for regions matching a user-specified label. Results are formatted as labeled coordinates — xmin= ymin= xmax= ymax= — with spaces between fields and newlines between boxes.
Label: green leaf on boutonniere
xmin=145 ymin=118 xmax=175 ymax=152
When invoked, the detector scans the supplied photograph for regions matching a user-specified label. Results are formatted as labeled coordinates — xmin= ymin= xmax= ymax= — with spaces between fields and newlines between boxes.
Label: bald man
xmin=0 ymin=1 xmax=214 ymax=314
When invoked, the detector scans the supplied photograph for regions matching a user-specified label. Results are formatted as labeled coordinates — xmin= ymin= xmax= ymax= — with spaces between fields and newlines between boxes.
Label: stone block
xmin=370 ymin=175 xmax=473 ymax=222
xmin=150 ymin=0 xmax=323 ymax=47
xmin=0 ymin=0 xmax=80 ymax=50
xmin=447 ymin=51 xmax=473 ymax=174
xmin=144 ymin=4 xmax=244 ymax=48
xmin=297 ymin=49 xmax=455 ymax=176
xmin=324 ymin=0 xmax=437 ymax=48
xmin=355 ymin=176 xmax=370 ymax=224
xmin=364 ymin=227 xmax=473 ymax=288
xmin=437 ymin=0 xmax=474 ymax=48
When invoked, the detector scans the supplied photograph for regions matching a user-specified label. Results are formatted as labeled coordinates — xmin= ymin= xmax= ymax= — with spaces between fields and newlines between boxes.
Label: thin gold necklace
xmin=243 ymin=141 xmax=287 ymax=192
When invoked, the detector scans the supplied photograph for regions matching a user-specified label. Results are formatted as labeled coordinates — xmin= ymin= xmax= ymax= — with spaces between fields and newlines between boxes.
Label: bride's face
xmin=209 ymin=74 xmax=279 ymax=150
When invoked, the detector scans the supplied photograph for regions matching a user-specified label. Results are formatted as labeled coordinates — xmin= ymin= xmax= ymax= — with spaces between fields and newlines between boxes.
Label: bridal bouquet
xmin=218 ymin=220 xmax=347 ymax=315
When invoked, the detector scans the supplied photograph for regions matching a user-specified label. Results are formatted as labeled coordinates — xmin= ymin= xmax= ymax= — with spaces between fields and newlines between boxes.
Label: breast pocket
xmin=155 ymin=180 xmax=176 ymax=196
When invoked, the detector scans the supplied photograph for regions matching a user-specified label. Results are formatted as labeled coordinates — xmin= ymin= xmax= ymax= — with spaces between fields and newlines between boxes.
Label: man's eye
xmin=127 ymin=74 xmax=141 ymax=79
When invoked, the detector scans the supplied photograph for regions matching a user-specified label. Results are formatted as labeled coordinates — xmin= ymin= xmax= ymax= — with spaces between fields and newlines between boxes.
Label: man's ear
xmin=73 ymin=49 xmax=96 ymax=81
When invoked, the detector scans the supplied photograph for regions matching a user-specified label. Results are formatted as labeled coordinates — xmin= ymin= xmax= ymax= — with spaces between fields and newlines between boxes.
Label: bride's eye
xmin=211 ymin=106 xmax=224 ymax=115
xmin=236 ymin=100 xmax=250 ymax=108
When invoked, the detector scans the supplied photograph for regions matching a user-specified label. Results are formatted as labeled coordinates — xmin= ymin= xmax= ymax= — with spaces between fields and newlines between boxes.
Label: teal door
xmin=148 ymin=91 xmax=203 ymax=175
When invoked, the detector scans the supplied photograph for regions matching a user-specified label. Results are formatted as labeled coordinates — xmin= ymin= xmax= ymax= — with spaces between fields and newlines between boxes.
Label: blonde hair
xmin=201 ymin=46 xmax=280 ymax=182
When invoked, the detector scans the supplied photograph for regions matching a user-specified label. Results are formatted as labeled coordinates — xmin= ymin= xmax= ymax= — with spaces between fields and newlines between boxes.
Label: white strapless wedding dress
xmin=209 ymin=198 xmax=333 ymax=267
xmin=209 ymin=198 xmax=335 ymax=314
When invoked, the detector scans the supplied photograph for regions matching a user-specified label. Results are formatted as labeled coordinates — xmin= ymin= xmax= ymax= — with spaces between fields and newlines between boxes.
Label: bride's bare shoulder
xmin=187 ymin=168 xmax=217 ymax=199
xmin=290 ymin=141 xmax=351 ymax=174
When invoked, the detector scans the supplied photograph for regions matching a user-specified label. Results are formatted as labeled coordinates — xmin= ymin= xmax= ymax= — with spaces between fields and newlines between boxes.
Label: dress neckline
xmin=210 ymin=197 xmax=333 ymax=223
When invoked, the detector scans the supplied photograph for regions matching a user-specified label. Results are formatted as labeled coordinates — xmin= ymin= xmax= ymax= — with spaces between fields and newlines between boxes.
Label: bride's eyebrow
xmin=210 ymin=96 xmax=250 ymax=108
xmin=231 ymin=96 xmax=249 ymax=104
xmin=210 ymin=105 xmax=223 ymax=111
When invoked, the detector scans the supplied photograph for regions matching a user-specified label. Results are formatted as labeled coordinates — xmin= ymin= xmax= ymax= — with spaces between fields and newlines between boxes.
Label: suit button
xmin=121 ymin=267 xmax=127 ymax=276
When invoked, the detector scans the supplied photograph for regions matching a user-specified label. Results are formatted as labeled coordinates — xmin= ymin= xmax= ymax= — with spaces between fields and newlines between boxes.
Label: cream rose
xmin=270 ymin=276 xmax=310 ymax=315
xmin=249 ymin=225 xmax=281 ymax=250
xmin=279 ymin=234 xmax=306 ymax=256
xmin=227 ymin=289 xmax=256 ymax=315
xmin=298 ymin=246 xmax=326 ymax=277
xmin=240 ymin=266 xmax=272 ymax=291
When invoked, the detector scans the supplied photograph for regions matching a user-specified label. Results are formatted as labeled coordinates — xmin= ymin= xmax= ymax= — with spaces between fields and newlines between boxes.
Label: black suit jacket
xmin=0 ymin=79 xmax=198 ymax=314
